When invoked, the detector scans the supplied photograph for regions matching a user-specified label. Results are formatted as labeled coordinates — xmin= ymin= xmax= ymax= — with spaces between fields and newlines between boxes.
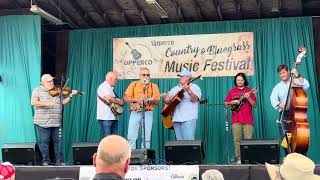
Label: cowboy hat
xmin=265 ymin=153 xmax=320 ymax=180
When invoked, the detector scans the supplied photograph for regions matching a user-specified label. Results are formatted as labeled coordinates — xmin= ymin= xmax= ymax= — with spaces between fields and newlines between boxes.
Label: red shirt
xmin=224 ymin=86 xmax=256 ymax=125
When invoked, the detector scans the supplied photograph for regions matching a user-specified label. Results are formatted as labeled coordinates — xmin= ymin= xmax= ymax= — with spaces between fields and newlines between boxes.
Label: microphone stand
xmin=57 ymin=75 xmax=67 ymax=165
xmin=141 ymin=82 xmax=147 ymax=149
xmin=225 ymin=107 xmax=231 ymax=164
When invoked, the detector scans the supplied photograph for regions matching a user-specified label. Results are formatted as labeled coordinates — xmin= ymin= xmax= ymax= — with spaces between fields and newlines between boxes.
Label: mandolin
xmin=226 ymin=86 xmax=259 ymax=112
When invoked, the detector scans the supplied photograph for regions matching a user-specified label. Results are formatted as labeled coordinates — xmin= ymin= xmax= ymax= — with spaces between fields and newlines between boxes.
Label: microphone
xmin=143 ymin=78 xmax=149 ymax=85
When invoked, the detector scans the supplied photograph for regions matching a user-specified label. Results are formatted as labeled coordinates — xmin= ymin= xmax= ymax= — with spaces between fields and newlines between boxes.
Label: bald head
xmin=94 ymin=135 xmax=131 ymax=176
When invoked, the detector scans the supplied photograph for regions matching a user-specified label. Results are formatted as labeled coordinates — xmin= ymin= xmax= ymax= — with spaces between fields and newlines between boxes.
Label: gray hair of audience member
xmin=93 ymin=135 xmax=131 ymax=174
xmin=202 ymin=169 xmax=224 ymax=180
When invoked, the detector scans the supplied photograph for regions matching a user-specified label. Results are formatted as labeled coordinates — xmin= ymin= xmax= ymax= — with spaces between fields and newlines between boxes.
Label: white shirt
xmin=97 ymin=81 xmax=116 ymax=120
xmin=168 ymin=83 xmax=202 ymax=122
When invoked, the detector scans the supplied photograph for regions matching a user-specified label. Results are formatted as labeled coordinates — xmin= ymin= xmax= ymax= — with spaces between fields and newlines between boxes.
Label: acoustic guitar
xmin=161 ymin=75 xmax=202 ymax=117
xmin=163 ymin=98 xmax=208 ymax=129
xmin=226 ymin=86 xmax=259 ymax=112
xmin=98 ymin=95 xmax=124 ymax=116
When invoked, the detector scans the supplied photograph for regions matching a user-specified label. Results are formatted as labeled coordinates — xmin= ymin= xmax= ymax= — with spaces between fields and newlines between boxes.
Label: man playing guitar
xmin=97 ymin=71 xmax=124 ymax=138
xmin=162 ymin=69 xmax=202 ymax=140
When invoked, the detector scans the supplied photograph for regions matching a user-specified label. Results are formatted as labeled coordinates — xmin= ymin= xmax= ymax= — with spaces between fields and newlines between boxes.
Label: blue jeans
xmin=127 ymin=111 xmax=153 ymax=149
xmin=98 ymin=120 xmax=118 ymax=138
xmin=36 ymin=125 xmax=64 ymax=163
xmin=173 ymin=119 xmax=197 ymax=140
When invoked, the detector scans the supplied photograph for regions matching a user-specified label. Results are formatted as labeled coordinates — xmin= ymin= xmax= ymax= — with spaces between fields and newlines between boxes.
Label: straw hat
xmin=265 ymin=153 xmax=320 ymax=180
xmin=202 ymin=169 xmax=224 ymax=180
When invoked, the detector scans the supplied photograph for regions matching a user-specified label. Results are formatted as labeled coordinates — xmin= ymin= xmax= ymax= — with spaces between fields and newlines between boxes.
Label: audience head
xmin=266 ymin=153 xmax=320 ymax=180
xmin=0 ymin=162 xmax=15 ymax=180
xmin=93 ymin=135 xmax=131 ymax=178
xmin=202 ymin=169 xmax=224 ymax=180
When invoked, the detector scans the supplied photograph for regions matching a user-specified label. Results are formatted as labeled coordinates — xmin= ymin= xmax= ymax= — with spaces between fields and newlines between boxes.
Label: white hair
xmin=105 ymin=71 xmax=117 ymax=80
xmin=202 ymin=169 xmax=224 ymax=180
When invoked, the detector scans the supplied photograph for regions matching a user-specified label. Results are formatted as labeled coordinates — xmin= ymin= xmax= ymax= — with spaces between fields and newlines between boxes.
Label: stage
xmin=14 ymin=164 xmax=320 ymax=180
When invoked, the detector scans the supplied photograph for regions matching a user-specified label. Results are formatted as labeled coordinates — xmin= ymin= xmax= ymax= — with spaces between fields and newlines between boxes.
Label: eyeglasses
xmin=140 ymin=74 xmax=150 ymax=77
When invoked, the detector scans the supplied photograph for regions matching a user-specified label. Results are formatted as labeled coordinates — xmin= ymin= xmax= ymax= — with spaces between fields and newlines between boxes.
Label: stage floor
xmin=15 ymin=164 xmax=320 ymax=180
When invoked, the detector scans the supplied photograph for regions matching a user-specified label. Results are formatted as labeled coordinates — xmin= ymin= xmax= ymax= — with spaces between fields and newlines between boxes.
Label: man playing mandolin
xmin=162 ymin=69 xmax=202 ymax=140
xmin=224 ymin=72 xmax=257 ymax=164
xmin=124 ymin=68 xmax=160 ymax=149
xmin=97 ymin=71 xmax=124 ymax=138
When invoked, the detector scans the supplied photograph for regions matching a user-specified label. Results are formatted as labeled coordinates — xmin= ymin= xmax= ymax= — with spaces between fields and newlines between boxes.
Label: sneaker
xmin=236 ymin=160 xmax=241 ymax=165
xmin=55 ymin=162 xmax=66 ymax=166
xmin=42 ymin=162 xmax=50 ymax=166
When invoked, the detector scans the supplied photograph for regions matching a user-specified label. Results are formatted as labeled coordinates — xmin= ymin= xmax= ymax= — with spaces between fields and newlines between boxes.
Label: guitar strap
xmin=97 ymin=95 xmax=109 ymax=106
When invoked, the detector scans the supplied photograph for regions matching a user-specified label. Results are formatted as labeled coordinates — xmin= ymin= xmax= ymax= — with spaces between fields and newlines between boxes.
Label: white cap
xmin=41 ymin=74 xmax=54 ymax=82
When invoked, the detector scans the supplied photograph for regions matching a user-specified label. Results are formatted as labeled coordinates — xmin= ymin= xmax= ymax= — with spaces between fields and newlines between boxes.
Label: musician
xmin=31 ymin=74 xmax=78 ymax=166
xmin=270 ymin=64 xmax=310 ymax=154
xmin=224 ymin=72 xmax=256 ymax=164
xmin=124 ymin=68 xmax=160 ymax=149
xmin=163 ymin=69 xmax=202 ymax=140
xmin=97 ymin=71 xmax=124 ymax=138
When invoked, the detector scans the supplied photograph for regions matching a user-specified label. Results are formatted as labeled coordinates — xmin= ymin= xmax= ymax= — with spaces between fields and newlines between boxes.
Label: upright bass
xmin=280 ymin=46 xmax=309 ymax=154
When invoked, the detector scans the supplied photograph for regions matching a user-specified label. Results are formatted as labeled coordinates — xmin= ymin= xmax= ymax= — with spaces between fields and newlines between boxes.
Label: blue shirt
xmin=168 ymin=83 xmax=202 ymax=122
xmin=270 ymin=78 xmax=310 ymax=111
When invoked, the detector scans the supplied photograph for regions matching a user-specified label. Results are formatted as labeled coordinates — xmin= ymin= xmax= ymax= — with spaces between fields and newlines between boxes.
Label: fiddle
xmin=49 ymin=86 xmax=84 ymax=97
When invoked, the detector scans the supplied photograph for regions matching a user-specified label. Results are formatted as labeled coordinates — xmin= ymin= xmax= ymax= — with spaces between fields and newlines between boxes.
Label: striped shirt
xmin=31 ymin=85 xmax=64 ymax=128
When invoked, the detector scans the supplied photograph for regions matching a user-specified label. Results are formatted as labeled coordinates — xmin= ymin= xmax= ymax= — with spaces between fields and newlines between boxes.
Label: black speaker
xmin=165 ymin=140 xmax=204 ymax=165
xmin=240 ymin=139 xmax=279 ymax=164
xmin=72 ymin=142 xmax=99 ymax=165
xmin=130 ymin=149 xmax=156 ymax=165
xmin=2 ymin=143 xmax=37 ymax=165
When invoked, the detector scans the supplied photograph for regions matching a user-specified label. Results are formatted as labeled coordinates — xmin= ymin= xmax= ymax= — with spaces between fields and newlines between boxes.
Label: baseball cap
xmin=41 ymin=74 xmax=54 ymax=82
xmin=177 ymin=69 xmax=192 ymax=77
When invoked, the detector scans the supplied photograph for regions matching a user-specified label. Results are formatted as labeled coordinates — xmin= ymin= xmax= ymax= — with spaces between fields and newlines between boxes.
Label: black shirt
xmin=92 ymin=173 xmax=123 ymax=180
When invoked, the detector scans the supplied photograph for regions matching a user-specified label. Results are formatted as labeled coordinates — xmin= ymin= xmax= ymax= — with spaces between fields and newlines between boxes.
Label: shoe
xmin=236 ymin=160 xmax=241 ymax=165
xmin=42 ymin=162 xmax=50 ymax=166
xmin=55 ymin=162 xmax=66 ymax=166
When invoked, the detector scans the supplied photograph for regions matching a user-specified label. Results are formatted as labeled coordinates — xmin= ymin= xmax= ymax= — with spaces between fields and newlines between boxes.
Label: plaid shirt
xmin=31 ymin=85 xmax=64 ymax=128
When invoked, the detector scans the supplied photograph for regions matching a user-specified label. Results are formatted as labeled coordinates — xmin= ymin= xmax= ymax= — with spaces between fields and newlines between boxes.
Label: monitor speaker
xmin=165 ymin=140 xmax=204 ymax=165
xmin=72 ymin=142 xmax=99 ymax=165
xmin=240 ymin=139 xmax=279 ymax=164
xmin=2 ymin=143 xmax=38 ymax=165
xmin=130 ymin=149 xmax=156 ymax=165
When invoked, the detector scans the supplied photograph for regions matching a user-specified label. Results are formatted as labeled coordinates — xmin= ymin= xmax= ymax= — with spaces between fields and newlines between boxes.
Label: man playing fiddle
xmin=31 ymin=74 xmax=78 ymax=166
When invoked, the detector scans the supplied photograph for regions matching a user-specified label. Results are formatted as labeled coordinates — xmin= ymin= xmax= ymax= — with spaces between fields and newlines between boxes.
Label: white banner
xmin=113 ymin=32 xmax=254 ymax=79
xmin=79 ymin=165 xmax=199 ymax=180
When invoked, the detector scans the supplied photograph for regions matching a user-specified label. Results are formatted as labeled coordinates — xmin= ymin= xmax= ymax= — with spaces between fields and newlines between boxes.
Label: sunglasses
xmin=140 ymin=74 xmax=150 ymax=77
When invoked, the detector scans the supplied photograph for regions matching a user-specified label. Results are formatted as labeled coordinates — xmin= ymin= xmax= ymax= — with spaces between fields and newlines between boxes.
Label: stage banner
xmin=113 ymin=32 xmax=254 ymax=79
xmin=79 ymin=165 xmax=199 ymax=180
